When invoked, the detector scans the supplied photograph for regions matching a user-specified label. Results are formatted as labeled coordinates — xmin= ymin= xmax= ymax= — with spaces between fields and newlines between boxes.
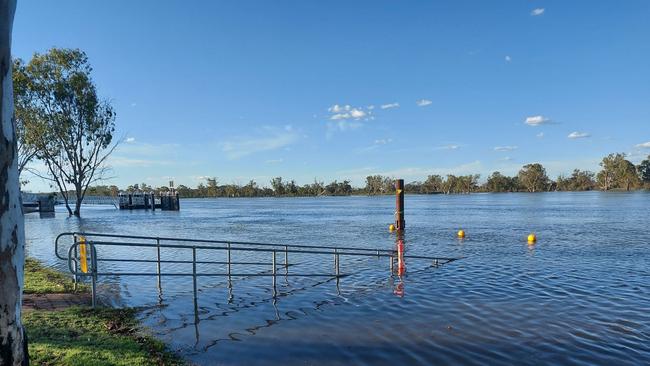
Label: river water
xmin=25 ymin=192 xmax=650 ymax=365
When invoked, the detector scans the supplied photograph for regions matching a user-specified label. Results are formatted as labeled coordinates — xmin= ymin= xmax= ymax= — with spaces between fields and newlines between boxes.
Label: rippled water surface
xmin=25 ymin=192 xmax=650 ymax=365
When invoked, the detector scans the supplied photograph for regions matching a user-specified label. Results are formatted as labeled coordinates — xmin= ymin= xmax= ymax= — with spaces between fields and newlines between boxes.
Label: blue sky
xmin=13 ymin=0 xmax=650 ymax=191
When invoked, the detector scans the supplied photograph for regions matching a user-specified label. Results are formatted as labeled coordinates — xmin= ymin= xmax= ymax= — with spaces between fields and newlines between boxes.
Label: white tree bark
xmin=0 ymin=0 xmax=27 ymax=365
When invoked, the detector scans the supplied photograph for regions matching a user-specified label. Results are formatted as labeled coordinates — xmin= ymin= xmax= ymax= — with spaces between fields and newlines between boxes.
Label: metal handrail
xmin=58 ymin=232 xmax=461 ymax=308
xmin=55 ymin=231 xmax=397 ymax=260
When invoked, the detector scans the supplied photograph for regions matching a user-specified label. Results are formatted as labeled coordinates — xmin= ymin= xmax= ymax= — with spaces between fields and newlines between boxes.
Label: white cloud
xmin=536 ymin=132 xmax=545 ymax=138
xmin=327 ymin=104 xmax=370 ymax=121
xmin=505 ymin=55 xmax=512 ymax=62
xmin=349 ymin=109 xmax=367 ymax=119
xmin=416 ymin=99 xmax=433 ymax=107
xmin=109 ymin=156 xmax=173 ymax=168
xmin=328 ymin=104 xmax=347 ymax=113
xmin=494 ymin=146 xmax=518 ymax=152
xmin=126 ymin=137 xmax=136 ymax=143
xmin=380 ymin=103 xmax=400 ymax=110
xmin=525 ymin=115 xmax=551 ymax=126
xmin=635 ymin=141 xmax=650 ymax=149
xmin=437 ymin=144 xmax=460 ymax=150
xmin=265 ymin=159 xmax=284 ymax=164
xmin=531 ymin=8 xmax=545 ymax=16
xmin=221 ymin=125 xmax=300 ymax=159
xmin=374 ymin=138 xmax=393 ymax=145
xmin=568 ymin=131 xmax=591 ymax=139
xmin=130 ymin=102 xmax=137 ymax=107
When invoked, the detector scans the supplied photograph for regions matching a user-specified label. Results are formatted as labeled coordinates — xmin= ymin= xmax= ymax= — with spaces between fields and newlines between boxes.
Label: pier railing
xmin=55 ymin=232 xmax=460 ymax=308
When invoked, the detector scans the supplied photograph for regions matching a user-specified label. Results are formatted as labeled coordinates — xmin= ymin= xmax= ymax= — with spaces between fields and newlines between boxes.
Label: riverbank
xmin=22 ymin=258 xmax=183 ymax=366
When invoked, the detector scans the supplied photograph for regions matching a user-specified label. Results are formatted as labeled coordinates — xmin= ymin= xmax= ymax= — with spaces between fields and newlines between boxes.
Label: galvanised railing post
xmin=91 ymin=243 xmax=97 ymax=309
xmin=336 ymin=251 xmax=340 ymax=277
xmin=156 ymin=238 xmax=161 ymax=290
xmin=192 ymin=247 xmax=198 ymax=307
xmin=227 ymin=242 xmax=231 ymax=278
xmin=284 ymin=245 xmax=288 ymax=269
xmin=73 ymin=234 xmax=78 ymax=291
xmin=272 ymin=250 xmax=277 ymax=290
xmin=334 ymin=248 xmax=339 ymax=277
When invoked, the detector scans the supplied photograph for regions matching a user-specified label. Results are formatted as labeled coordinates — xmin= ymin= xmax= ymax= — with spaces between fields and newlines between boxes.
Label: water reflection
xmin=393 ymin=233 xmax=406 ymax=297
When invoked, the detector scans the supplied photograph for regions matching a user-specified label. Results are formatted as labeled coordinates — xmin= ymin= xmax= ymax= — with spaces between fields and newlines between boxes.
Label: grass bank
xmin=24 ymin=257 xmax=85 ymax=294
xmin=23 ymin=257 xmax=183 ymax=366
xmin=24 ymin=307 xmax=183 ymax=366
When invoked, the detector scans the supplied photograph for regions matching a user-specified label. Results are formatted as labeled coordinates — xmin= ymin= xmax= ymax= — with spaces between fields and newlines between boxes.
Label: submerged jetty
xmin=118 ymin=191 xmax=180 ymax=211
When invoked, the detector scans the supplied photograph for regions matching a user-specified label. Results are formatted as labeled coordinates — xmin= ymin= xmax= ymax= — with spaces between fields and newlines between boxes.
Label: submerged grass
xmin=23 ymin=257 xmax=183 ymax=365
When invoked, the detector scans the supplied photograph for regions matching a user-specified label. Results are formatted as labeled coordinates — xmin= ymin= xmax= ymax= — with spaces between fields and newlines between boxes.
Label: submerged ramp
xmin=55 ymin=232 xmax=461 ymax=307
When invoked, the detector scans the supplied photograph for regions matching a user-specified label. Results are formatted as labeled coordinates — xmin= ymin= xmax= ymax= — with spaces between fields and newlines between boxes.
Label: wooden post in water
xmin=395 ymin=179 xmax=405 ymax=231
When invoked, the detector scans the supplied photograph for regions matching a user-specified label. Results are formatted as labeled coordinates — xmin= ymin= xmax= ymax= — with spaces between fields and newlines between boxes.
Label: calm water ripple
xmin=25 ymin=192 xmax=650 ymax=365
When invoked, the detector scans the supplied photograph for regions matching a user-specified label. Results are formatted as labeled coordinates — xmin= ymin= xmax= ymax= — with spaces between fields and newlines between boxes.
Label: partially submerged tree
xmin=486 ymin=171 xmax=518 ymax=192
xmin=518 ymin=163 xmax=549 ymax=192
xmin=597 ymin=153 xmax=639 ymax=191
xmin=638 ymin=155 xmax=650 ymax=187
xmin=14 ymin=48 xmax=118 ymax=216
xmin=556 ymin=169 xmax=596 ymax=191
xmin=1 ymin=0 xmax=28 ymax=364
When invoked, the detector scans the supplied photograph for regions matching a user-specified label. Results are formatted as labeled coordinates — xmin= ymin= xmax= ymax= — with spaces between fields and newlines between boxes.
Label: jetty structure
xmin=118 ymin=181 xmax=180 ymax=211
xmin=118 ymin=191 xmax=180 ymax=211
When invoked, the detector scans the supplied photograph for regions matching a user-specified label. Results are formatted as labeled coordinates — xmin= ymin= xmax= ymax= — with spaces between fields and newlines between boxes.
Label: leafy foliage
xmin=597 ymin=153 xmax=640 ymax=191
xmin=518 ymin=163 xmax=550 ymax=192
xmin=13 ymin=48 xmax=118 ymax=216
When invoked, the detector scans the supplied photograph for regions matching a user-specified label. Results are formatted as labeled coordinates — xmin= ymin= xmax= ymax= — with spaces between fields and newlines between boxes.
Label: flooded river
xmin=25 ymin=192 xmax=650 ymax=365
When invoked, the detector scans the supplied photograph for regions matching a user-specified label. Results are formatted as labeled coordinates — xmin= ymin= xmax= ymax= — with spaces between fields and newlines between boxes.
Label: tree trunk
xmin=73 ymin=184 xmax=82 ymax=216
xmin=1 ymin=1 xmax=28 ymax=365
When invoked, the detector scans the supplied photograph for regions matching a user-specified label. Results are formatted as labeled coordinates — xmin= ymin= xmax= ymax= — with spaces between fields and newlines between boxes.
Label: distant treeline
xmin=85 ymin=153 xmax=650 ymax=198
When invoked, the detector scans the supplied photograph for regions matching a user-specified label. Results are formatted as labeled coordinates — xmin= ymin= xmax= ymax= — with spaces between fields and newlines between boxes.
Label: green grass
xmin=24 ymin=258 xmax=87 ymax=294
xmin=24 ymin=307 xmax=184 ymax=366
xmin=22 ymin=258 xmax=184 ymax=365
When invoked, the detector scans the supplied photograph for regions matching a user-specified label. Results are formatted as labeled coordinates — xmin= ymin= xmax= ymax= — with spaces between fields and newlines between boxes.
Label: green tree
xmin=364 ymin=175 xmax=384 ymax=195
xmin=557 ymin=169 xmax=596 ymax=191
xmin=638 ymin=156 xmax=650 ymax=187
xmin=421 ymin=174 xmax=443 ymax=193
xmin=486 ymin=171 xmax=516 ymax=192
xmin=518 ymin=163 xmax=549 ymax=192
xmin=12 ymin=58 xmax=39 ymax=177
xmin=206 ymin=177 xmax=218 ymax=197
xmin=271 ymin=177 xmax=285 ymax=196
xmin=15 ymin=48 xmax=118 ymax=216
xmin=597 ymin=153 xmax=639 ymax=190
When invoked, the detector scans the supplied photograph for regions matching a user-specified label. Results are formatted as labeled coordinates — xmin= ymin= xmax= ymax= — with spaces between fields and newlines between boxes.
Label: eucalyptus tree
xmin=486 ymin=171 xmax=516 ymax=192
xmin=421 ymin=174 xmax=443 ymax=194
xmin=557 ymin=169 xmax=596 ymax=191
xmin=517 ymin=163 xmax=549 ymax=192
xmin=12 ymin=58 xmax=38 ymax=177
xmin=597 ymin=153 xmax=639 ymax=191
xmin=638 ymin=156 xmax=650 ymax=186
xmin=15 ymin=48 xmax=119 ymax=216
xmin=364 ymin=175 xmax=384 ymax=195
xmin=0 ymin=1 xmax=28 ymax=364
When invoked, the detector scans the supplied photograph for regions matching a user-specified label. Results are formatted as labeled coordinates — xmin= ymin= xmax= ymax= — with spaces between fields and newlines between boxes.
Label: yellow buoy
xmin=389 ymin=224 xmax=396 ymax=232
xmin=457 ymin=229 xmax=465 ymax=239
xmin=527 ymin=233 xmax=537 ymax=243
